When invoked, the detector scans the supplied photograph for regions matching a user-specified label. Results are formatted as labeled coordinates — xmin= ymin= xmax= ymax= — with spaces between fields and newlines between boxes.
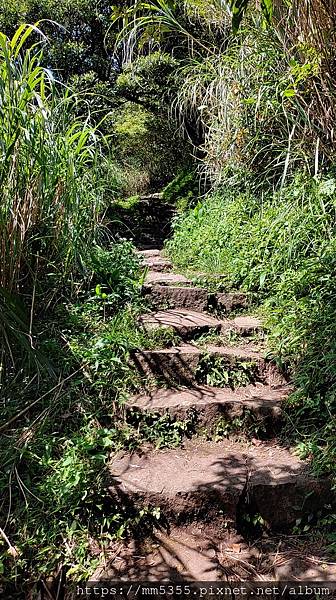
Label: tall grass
xmin=0 ymin=25 xmax=104 ymax=370
xmin=167 ymin=175 xmax=336 ymax=473
xmin=114 ymin=1 xmax=336 ymax=186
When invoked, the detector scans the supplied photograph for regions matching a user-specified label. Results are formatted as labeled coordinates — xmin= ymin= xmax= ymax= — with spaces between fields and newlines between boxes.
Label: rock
xmin=139 ymin=309 xmax=222 ymax=338
xmin=127 ymin=383 xmax=289 ymax=429
xmin=146 ymin=285 xmax=209 ymax=311
xmin=108 ymin=439 xmax=332 ymax=530
xmin=222 ymin=316 xmax=263 ymax=336
xmin=216 ymin=292 xmax=248 ymax=313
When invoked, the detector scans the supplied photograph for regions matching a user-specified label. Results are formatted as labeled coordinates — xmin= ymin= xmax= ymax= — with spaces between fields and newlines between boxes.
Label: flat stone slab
xmin=127 ymin=383 xmax=289 ymax=427
xmin=132 ymin=343 xmax=277 ymax=386
xmin=137 ymin=249 xmax=162 ymax=258
xmin=108 ymin=439 xmax=332 ymax=530
xmin=139 ymin=309 xmax=222 ymax=338
xmin=139 ymin=309 xmax=263 ymax=339
xmin=205 ymin=344 xmax=263 ymax=361
xmin=143 ymin=256 xmax=173 ymax=272
xmin=222 ymin=316 xmax=263 ymax=335
xmin=145 ymin=271 xmax=192 ymax=286
xmin=145 ymin=285 xmax=209 ymax=311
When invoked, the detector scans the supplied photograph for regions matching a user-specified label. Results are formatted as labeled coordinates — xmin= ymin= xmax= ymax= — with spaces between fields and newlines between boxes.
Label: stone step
xmin=144 ymin=285 xmax=250 ymax=315
xmin=137 ymin=249 xmax=162 ymax=257
xmin=108 ymin=439 xmax=332 ymax=530
xmin=139 ymin=193 xmax=164 ymax=202
xmin=145 ymin=271 xmax=192 ymax=286
xmin=132 ymin=343 xmax=281 ymax=386
xmin=141 ymin=251 xmax=250 ymax=314
xmin=127 ymin=383 xmax=290 ymax=429
xmin=132 ymin=344 xmax=201 ymax=385
xmin=138 ymin=248 xmax=173 ymax=273
xmin=139 ymin=309 xmax=262 ymax=340
xmin=139 ymin=309 xmax=222 ymax=338
xmin=144 ymin=285 xmax=209 ymax=311
xmin=222 ymin=315 xmax=262 ymax=336
xmin=143 ymin=258 xmax=173 ymax=272
xmin=94 ymin=522 xmax=336 ymax=582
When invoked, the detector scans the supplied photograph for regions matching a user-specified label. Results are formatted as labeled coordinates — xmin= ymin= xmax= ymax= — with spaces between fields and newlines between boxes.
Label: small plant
xmin=196 ymin=354 xmax=258 ymax=389
xmin=88 ymin=241 xmax=143 ymax=311
xmin=213 ymin=415 xmax=245 ymax=440
xmin=126 ymin=408 xmax=198 ymax=448
xmin=212 ymin=408 xmax=267 ymax=441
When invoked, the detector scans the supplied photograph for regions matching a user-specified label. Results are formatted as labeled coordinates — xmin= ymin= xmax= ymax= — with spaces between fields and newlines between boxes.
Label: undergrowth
xmin=196 ymin=355 xmax=258 ymax=389
xmin=0 ymin=240 xmax=179 ymax=595
xmin=167 ymin=174 xmax=336 ymax=476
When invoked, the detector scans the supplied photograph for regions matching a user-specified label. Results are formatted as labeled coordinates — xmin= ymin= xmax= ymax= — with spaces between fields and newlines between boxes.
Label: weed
xmin=212 ymin=410 xmax=267 ymax=441
xmin=87 ymin=241 xmax=143 ymax=312
xmin=195 ymin=328 xmax=222 ymax=346
xmin=126 ymin=408 xmax=198 ymax=448
xmin=196 ymin=354 xmax=258 ymax=389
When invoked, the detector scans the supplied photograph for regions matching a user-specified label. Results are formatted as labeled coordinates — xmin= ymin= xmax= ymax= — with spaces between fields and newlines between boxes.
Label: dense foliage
xmin=167 ymin=176 xmax=336 ymax=471
xmin=1 ymin=0 xmax=336 ymax=595
xmin=154 ymin=1 xmax=336 ymax=476
xmin=0 ymin=25 xmax=106 ymax=371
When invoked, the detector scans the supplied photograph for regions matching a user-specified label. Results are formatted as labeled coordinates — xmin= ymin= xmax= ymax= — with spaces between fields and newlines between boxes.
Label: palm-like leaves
xmin=112 ymin=0 xmax=229 ymax=58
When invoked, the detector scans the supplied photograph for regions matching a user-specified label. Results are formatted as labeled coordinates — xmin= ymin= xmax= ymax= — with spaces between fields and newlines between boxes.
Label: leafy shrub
xmin=88 ymin=241 xmax=142 ymax=310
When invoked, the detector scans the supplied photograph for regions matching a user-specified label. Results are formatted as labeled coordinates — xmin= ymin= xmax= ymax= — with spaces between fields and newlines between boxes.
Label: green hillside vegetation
xmin=0 ymin=0 xmax=335 ymax=595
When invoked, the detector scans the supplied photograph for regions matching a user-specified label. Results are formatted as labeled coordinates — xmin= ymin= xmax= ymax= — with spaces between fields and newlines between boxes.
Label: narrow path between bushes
xmin=96 ymin=201 xmax=336 ymax=585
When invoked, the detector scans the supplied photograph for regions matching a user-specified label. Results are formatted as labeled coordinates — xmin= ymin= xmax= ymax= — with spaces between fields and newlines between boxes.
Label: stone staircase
xmin=100 ymin=249 xmax=335 ymax=583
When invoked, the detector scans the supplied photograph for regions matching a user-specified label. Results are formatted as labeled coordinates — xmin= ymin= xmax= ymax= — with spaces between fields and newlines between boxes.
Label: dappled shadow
xmin=139 ymin=308 xmax=222 ymax=340
xmin=90 ymin=526 xmax=336 ymax=585
xmin=91 ymin=525 xmax=229 ymax=582
xmin=31 ymin=427 xmax=334 ymax=599
xmin=108 ymin=196 xmax=175 ymax=250
xmin=107 ymin=441 xmax=334 ymax=534
xmin=128 ymin=384 xmax=289 ymax=413
xmin=131 ymin=340 xmax=286 ymax=398
xmin=89 ymin=443 xmax=336 ymax=592
xmin=131 ymin=344 xmax=201 ymax=388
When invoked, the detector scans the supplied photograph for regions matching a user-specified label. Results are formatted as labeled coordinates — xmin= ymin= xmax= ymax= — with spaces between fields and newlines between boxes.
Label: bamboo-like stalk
xmin=0 ymin=25 xmax=104 ymax=369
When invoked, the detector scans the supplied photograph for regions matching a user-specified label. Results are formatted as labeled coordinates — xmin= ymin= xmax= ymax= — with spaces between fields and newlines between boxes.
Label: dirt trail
xmin=98 ymin=209 xmax=335 ymax=586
